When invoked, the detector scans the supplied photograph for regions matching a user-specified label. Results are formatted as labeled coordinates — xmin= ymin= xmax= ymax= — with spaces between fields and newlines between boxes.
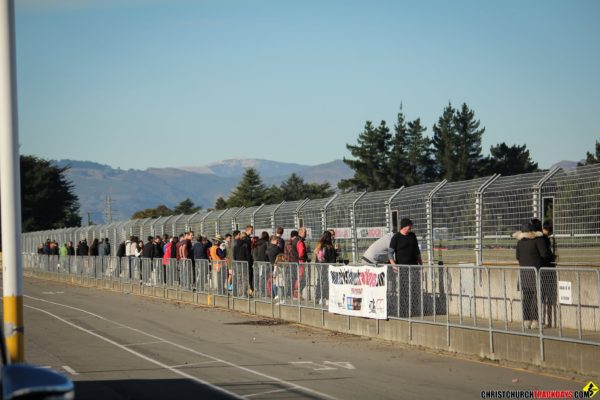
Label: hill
xmin=53 ymin=159 xmax=353 ymax=223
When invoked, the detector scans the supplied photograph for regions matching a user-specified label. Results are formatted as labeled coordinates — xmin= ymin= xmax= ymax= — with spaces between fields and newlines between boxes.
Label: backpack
xmin=284 ymin=238 xmax=294 ymax=262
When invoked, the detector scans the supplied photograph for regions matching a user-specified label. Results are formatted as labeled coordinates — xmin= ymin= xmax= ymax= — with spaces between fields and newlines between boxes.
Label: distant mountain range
xmin=52 ymin=158 xmax=353 ymax=224
xmin=53 ymin=158 xmax=580 ymax=225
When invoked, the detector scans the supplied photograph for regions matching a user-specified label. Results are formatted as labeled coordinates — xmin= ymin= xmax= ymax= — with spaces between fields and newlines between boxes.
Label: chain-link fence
xmin=23 ymin=164 xmax=600 ymax=267
xmin=23 ymin=254 xmax=600 ymax=347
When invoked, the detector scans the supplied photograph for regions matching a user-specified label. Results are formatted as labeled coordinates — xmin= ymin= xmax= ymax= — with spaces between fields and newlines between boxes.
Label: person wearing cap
xmin=388 ymin=218 xmax=422 ymax=266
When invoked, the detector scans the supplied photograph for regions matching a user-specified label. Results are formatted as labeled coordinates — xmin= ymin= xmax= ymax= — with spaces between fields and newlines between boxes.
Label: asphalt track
xmin=3 ymin=276 xmax=589 ymax=399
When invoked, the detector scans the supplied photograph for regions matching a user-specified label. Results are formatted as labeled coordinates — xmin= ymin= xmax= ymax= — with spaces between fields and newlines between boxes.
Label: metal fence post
xmin=350 ymin=192 xmax=366 ymax=264
xmin=476 ymin=174 xmax=499 ymax=266
xmin=215 ymin=209 xmax=228 ymax=235
xmin=232 ymin=207 xmax=245 ymax=232
xmin=533 ymin=167 xmax=561 ymax=219
xmin=321 ymin=194 xmax=338 ymax=235
xmin=251 ymin=204 xmax=264 ymax=230
xmin=199 ymin=210 xmax=214 ymax=237
xmin=426 ymin=181 xmax=447 ymax=267
xmin=294 ymin=199 xmax=310 ymax=228
xmin=271 ymin=201 xmax=286 ymax=232
xmin=386 ymin=187 xmax=404 ymax=233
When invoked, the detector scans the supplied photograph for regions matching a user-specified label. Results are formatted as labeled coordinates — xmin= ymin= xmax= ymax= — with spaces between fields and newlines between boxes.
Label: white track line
xmin=25 ymin=304 xmax=244 ymax=400
xmin=122 ymin=340 xmax=165 ymax=347
xmin=62 ymin=365 xmax=79 ymax=376
xmin=169 ymin=360 xmax=223 ymax=369
xmin=25 ymin=294 xmax=337 ymax=400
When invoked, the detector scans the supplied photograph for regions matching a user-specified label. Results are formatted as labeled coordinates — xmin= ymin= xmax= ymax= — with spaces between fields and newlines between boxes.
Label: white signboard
xmin=330 ymin=228 xmax=352 ymax=239
xmin=356 ymin=226 xmax=389 ymax=239
xmin=558 ymin=281 xmax=572 ymax=305
xmin=328 ymin=265 xmax=387 ymax=319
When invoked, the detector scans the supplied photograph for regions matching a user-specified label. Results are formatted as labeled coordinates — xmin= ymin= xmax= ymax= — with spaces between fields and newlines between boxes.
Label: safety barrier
xmin=23 ymin=254 xmax=599 ymax=351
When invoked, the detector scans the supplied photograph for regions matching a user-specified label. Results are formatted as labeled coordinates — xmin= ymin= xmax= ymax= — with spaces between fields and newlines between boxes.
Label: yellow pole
xmin=0 ymin=0 xmax=24 ymax=363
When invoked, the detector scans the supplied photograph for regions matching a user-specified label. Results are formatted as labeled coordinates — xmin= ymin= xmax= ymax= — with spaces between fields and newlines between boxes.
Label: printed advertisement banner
xmin=328 ymin=265 xmax=387 ymax=320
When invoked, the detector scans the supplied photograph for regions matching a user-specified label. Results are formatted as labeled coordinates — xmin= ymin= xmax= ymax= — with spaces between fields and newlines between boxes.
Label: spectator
xmin=387 ymin=218 xmax=422 ymax=317
xmin=253 ymin=231 xmax=269 ymax=262
xmin=315 ymin=230 xmax=336 ymax=306
xmin=234 ymin=232 xmax=252 ymax=296
xmin=275 ymin=227 xmax=285 ymax=252
xmin=142 ymin=236 xmax=155 ymax=259
xmin=66 ymin=241 xmax=75 ymax=256
xmin=272 ymin=253 xmax=287 ymax=304
xmin=513 ymin=221 xmax=552 ymax=330
xmin=267 ymin=235 xmax=282 ymax=265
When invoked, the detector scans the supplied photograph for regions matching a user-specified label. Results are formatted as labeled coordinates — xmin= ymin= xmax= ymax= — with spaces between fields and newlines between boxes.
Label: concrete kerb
xmin=21 ymin=270 xmax=600 ymax=378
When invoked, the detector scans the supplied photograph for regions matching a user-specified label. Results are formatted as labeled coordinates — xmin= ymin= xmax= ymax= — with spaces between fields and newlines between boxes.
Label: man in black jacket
xmin=142 ymin=236 xmax=155 ymax=259
xmin=387 ymin=218 xmax=422 ymax=318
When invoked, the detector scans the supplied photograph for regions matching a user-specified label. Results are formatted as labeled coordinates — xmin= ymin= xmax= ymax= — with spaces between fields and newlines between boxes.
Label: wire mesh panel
xmin=171 ymin=214 xmax=187 ymax=237
xmin=355 ymin=189 xmax=398 ymax=260
xmin=326 ymin=192 xmax=363 ymax=262
xmin=187 ymin=210 xmax=210 ymax=234
xmin=253 ymin=261 xmax=273 ymax=302
xmin=140 ymin=218 xmax=156 ymax=239
xmin=254 ymin=203 xmax=282 ymax=235
xmin=297 ymin=197 xmax=333 ymax=253
xmin=273 ymin=200 xmax=307 ymax=237
xmin=235 ymin=206 xmax=260 ymax=232
xmin=151 ymin=216 xmax=172 ymax=237
xmin=431 ymin=177 xmax=492 ymax=265
xmin=217 ymin=207 xmax=241 ymax=235
xmin=541 ymin=267 xmax=600 ymax=341
xmin=546 ymin=164 xmax=600 ymax=266
xmin=389 ymin=182 xmax=441 ymax=265
xmin=482 ymin=172 xmax=550 ymax=264
xmin=201 ymin=212 xmax=219 ymax=240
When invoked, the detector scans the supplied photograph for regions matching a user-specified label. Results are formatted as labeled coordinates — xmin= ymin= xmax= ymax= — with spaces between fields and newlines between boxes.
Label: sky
xmin=14 ymin=0 xmax=600 ymax=170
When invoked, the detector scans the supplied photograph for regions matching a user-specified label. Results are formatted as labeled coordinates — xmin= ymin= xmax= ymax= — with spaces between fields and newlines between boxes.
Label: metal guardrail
xmin=22 ymin=254 xmax=600 ymax=360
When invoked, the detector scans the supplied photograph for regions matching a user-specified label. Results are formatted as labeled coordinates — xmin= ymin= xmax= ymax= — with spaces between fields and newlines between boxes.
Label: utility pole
xmin=0 ymin=0 xmax=24 ymax=362
xmin=103 ymin=195 xmax=116 ymax=224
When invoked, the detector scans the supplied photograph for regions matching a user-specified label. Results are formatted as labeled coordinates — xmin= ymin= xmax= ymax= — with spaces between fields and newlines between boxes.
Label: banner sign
xmin=356 ymin=226 xmax=389 ymax=239
xmin=328 ymin=265 xmax=387 ymax=319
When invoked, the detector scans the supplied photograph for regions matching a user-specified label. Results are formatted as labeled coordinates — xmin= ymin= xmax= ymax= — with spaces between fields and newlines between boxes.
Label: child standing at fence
xmin=273 ymin=254 xmax=286 ymax=304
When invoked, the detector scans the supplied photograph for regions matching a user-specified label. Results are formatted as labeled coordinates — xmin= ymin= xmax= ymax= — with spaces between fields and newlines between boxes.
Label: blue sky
xmin=14 ymin=0 xmax=600 ymax=170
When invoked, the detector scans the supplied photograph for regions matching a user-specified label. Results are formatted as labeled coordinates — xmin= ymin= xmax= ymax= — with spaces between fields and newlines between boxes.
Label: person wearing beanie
xmin=388 ymin=218 xmax=422 ymax=266
xmin=387 ymin=217 xmax=422 ymax=318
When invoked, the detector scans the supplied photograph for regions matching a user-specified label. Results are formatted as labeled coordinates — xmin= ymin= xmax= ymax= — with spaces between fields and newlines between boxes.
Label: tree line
xmin=1 ymin=113 xmax=597 ymax=236
xmin=339 ymin=102 xmax=543 ymax=192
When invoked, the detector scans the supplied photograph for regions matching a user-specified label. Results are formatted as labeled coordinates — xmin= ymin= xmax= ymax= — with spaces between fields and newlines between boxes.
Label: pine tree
xmin=131 ymin=204 xmax=173 ymax=219
xmin=280 ymin=173 xmax=335 ymax=201
xmin=226 ymin=168 xmax=267 ymax=207
xmin=481 ymin=143 xmax=539 ymax=176
xmin=264 ymin=185 xmax=283 ymax=204
xmin=339 ymin=120 xmax=391 ymax=191
xmin=388 ymin=107 xmax=411 ymax=188
xmin=173 ymin=198 xmax=201 ymax=215
xmin=454 ymin=103 xmax=485 ymax=180
xmin=405 ymin=118 xmax=435 ymax=185
xmin=432 ymin=103 xmax=457 ymax=181
xmin=578 ymin=140 xmax=600 ymax=166
xmin=214 ymin=197 xmax=228 ymax=210
xmin=15 ymin=156 xmax=81 ymax=232
xmin=280 ymin=173 xmax=306 ymax=201
xmin=304 ymin=181 xmax=335 ymax=199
